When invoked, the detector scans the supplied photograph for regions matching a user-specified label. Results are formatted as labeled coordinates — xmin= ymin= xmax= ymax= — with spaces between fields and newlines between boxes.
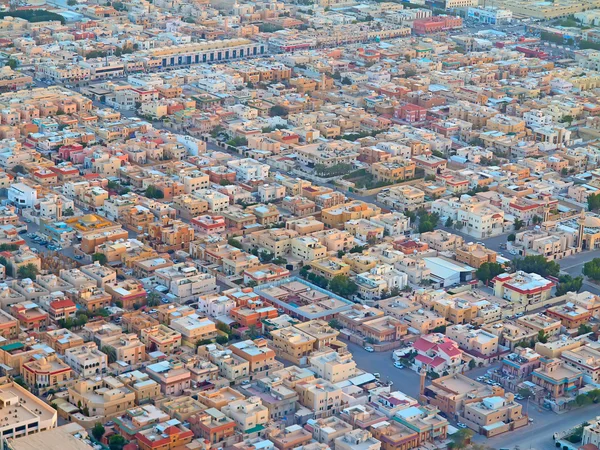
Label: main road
xmin=346 ymin=341 xmax=600 ymax=450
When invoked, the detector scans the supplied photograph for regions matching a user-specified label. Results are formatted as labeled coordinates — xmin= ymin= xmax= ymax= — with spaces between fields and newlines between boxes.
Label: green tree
xmin=147 ymin=291 xmax=161 ymax=307
xmin=476 ymin=262 xmax=504 ymax=286
xmin=17 ymin=263 xmax=38 ymax=280
xmin=576 ymin=393 xmax=593 ymax=406
xmin=95 ymin=308 xmax=110 ymax=317
xmin=507 ymin=233 xmax=516 ymax=242
xmin=328 ymin=318 xmax=342 ymax=330
xmin=215 ymin=335 xmax=229 ymax=345
xmin=537 ymin=330 xmax=548 ymax=344
xmin=418 ymin=220 xmax=435 ymax=233
xmin=0 ymin=10 xmax=66 ymax=24
xmin=300 ymin=266 xmax=310 ymax=278
xmin=101 ymin=346 xmax=117 ymax=364
xmin=228 ymin=237 xmax=243 ymax=249
xmin=518 ymin=388 xmax=534 ymax=399
xmin=272 ymin=256 xmax=287 ymax=265
xmin=349 ymin=245 xmax=366 ymax=253
xmin=468 ymin=359 xmax=476 ymax=370
xmin=145 ymin=185 xmax=164 ymax=199
xmin=589 ymin=193 xmax=600 ymax=212
xmin=216 ymin=322 xmax=232 ymax=335
xmin=92 ymin=253 xmax=108 ymax=265
xmin=556 ymin=274 xmax=583 ymax=296
xmin=13 ymin=164 xmax=26 ymax=174
xmin=450 ymin=428 xmax=474 ymax=449
xmin=259 ymin=23 xmax=283 ymax=32
xmin=578 ymin=323 xmax=593 ymax=336
xmin=560 ymin=115 xmax=574 ymax=125
xmin=514 ymin=218 xmax=524 ymax=230
xmin=195 ymin=339 xmax=213 ymax=349
xmin=513 ymin=255 xmax=560 ymax=278
xmin=226 ymin=136 xmax=248 ymax=147
xmin=108 ymin=434 xmax=127 ymax=450
xmin=6 ymin=59 xmax=17 ymax=69
xmin=404 ymin=67 xmax=417 ymax=77
xmin=259 ymin=250 xmax=274 ymax=263
xmin=92 ymin=423 xmax=105 ymax=441
xmin=63 ymin=207 xmax=74 ymax=216
xmin=328 ymin=275 xmax=358 ymax=298
xmin=269 ymin=105 xmax=287 ymax=117
xmin=532 ymin=215 xmax=543 ymax=225
xmin=13 ymin=377 xmax=29 ymax=390
xmin=341 ymin=77 xmax=352 ymax=85
xmin=246 ymin=324 xmax=260 ymax=340
xmin=445 ymin=217 xmax=454 ymax=227
xmin=584 ymin=258 xmax=600 ymax=281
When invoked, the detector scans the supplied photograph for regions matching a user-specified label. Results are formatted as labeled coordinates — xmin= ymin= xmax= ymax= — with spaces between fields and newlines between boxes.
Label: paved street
xmin=476 ymin=403 xmax=600 ymax=450
xmin=346 ymin=340 xmax=600 ymax=450
xmin=345 ymin=341 xmax=423 ymax=399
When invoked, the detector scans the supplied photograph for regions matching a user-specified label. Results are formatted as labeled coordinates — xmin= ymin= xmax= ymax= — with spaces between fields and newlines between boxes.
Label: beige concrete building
xmin=0 ymin=381 xmax=57 ymax=441
xmin=334 ymin=429 xmax=381 ymax=450
xmin=68 ymin=376 xmax=136 ymax=418
xmin=270 ymin=327 xmax=317 ymax=365
xmin=222 ymin=396 xmax=269 ymax=434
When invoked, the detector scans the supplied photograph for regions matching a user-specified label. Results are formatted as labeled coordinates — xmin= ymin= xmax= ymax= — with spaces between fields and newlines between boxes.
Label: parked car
xmin=394 ymin=362 xmax=404 ymax=369
xmin=373 ymin=373 xmax=380 ymax=378
xmin=457 ymin=423 xmax=467 ymax=429
xmin=364 ymin=346 xmax=374 ymax=352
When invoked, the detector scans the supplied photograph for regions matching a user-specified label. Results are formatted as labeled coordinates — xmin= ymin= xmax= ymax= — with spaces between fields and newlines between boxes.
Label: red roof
xmin=415 ymin=354 xmax=445 ymax=367
xmin=50 ymin=299 xmax=76 ymax=310
xmin=413 ymin=337 xmax=436 ymax=353
xmin=438 ymin=341 xmax=461 ymax=358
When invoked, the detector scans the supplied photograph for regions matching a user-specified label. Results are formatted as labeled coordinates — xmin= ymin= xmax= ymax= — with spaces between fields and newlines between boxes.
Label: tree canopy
xmin=328 ymin=275 xmax=358 ymax=298
xmin=583 ymin=258 xmax=600 ymax=281
xmin=476 ymin=262 xmax=504 ymax=286
xmin=588 ymin=193 xmax=600 ymax=211
xmin=92 ymin=253 xmax=108 ymax=265
xmin=555 ymin=274 xmax=583 ymax=296
xmin=513 ymin=255 xmax=560 ymax=278
xmin=17 ymin=263 xmax=38 ymax=280
xmin=145 ymin=185 xmax=164 ymax=199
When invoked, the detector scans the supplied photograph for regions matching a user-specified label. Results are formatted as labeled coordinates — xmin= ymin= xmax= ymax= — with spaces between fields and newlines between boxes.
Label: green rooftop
xmin=0 ymin=342 xmax=24 ymax=352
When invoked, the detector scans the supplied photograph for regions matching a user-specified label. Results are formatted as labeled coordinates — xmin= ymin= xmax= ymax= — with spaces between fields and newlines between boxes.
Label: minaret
xmin=578 ymin=209 xmax=586 ymax=251
xmin=419 ymin=368 xmax=427 ymax=398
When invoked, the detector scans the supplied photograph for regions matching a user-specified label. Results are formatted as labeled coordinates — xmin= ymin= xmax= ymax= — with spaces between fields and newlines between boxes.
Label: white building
xmin=258 ymin=184 xmax=286 ymax=203
xmin=524 ymin=110 xmax=553 ymax=128
xmin=467 ymin=6 xmax=512 ymax=24
xmin=153 ymin=264 xmax=218 ymax=303
xmin=227 ymin=158 xmax=270 ymax=182
xmin=63 ymin=343 xmax=108 ymax=377
xmin=8 ymin=183 xmax=37 ymax=209
xmin=198 ymin=293 xmax=236 ymax=318
xmin=431 ymin=196 xmax=505 ymax=239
